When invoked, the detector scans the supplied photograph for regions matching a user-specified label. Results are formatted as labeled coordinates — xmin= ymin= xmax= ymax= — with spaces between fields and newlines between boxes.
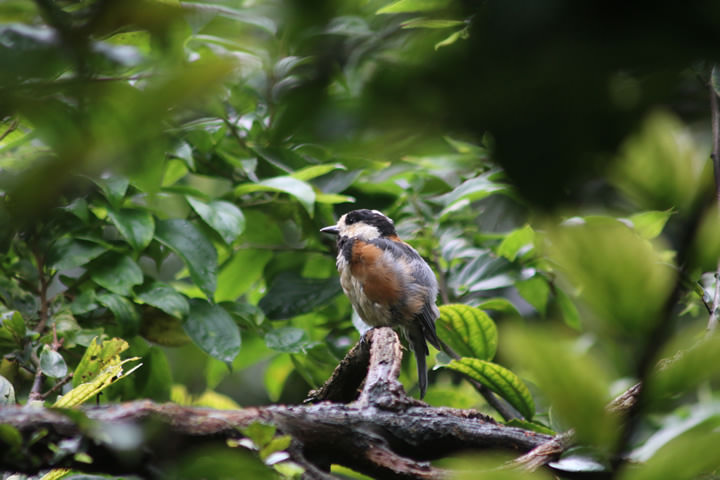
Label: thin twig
xmin=707 ymin=71 xmax=720 ymax=333
xmin=0 ymin=118 xmax=19 ymax=142
xmin=32 ymin=248 xmax=49 ymax=334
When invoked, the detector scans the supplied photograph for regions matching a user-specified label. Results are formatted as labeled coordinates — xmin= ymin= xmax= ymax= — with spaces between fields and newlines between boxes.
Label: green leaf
xmin=187 ymin=196 xmax=245 ymax=244
xmin=290 ymin=163 xmax=345 ymax=181
xmin=94 ymin=175 xmax=130 ymax=207
xmin=90 ymin=253 xmax=144 ymax=296
xmin=505 ymin=419 xmax=556 ymax=436
xmin=72 ymin=337 xmax=130 ymax=387
xmin=184 ymin=299 xmax=241 ymax=365
xmin=97 ymin=292 xmax=140 ymax=336
xmin=647 ymin=332 xmax=720 ymax=408
xmin=242 ymin=422 xmax=277 ymax=449
xmin=555 ymin=288 xmax=581 ymax=330
xmin=402 ymin=18 xmax=465 ymax=29
xmin=48 ymin=238 xmax=107 ymax=271
xmin=40 ymin=346 xmax=68 ymax=378
xmin=515 ymin=276 xmax=550 ymax=316
xmin=435 ymin=27 xmax=468 ymax=50
xmin=0 ymin=375 xmax=15 ymax=405
xmin=503 ymin=326 xmax=619 ymax=447
xmin=377 ymin=0 xmax=449 ymax=14
xmin=546 ymin=221 xmax=673 ymax=336
xmin=215 ymin=250 xmax=273 ymax=302
xmin=475 ymin=298 xmax=520 ymax=316
xmin=234 ymin=176 xmax=315 ymax=215
xmin=0 ymin=311 xmax=26 ymax=347
xmin=136 ymin=282 xmax=189 ymax=319
xmin=264 ymin=326 xmax=310 ymax=353
xmin=436 ymin=304 xmax=498 ymax=360
xmin=497 ymin=225 xmax=535 ymax=261
xmin=106 ymin=207 xmax=155 ymax=250
xmin=258 ymin=273 xmax=343 ymax=320
xmin=155 ymin=219 xmax=218 ymax=300
xmin=627 ymin=210 xmax=673 ymax=239
xmin=446 ymin=358 xmax=535 ymax=420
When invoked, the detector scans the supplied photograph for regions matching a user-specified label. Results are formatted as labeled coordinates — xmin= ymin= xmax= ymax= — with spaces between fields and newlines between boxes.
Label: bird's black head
xmin=320 ymin=209 xmax=397 ymax=239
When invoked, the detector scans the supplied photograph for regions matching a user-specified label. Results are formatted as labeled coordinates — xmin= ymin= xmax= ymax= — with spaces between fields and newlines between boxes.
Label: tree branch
xmin=1 ymin=328 xmax=554 ymax=479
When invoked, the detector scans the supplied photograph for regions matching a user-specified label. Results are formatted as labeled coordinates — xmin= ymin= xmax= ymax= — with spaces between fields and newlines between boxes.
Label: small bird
xmin=321 ymin=209 xmax=442 ymax=398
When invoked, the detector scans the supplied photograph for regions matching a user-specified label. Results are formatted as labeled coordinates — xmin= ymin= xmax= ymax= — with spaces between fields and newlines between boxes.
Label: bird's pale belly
xmin=339 ymin=267 xmax=393 ymax=327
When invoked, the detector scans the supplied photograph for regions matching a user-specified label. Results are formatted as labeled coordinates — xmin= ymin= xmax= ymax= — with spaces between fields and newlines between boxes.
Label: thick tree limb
xmin=0 ymin=328 xmax=554 ymax=479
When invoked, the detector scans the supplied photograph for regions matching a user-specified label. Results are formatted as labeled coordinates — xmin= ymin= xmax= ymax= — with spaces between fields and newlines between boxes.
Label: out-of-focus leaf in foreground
xmin=503 ymin=326 xmax=619 ymax=449
xmin=544 ymin=218 xmax=674 ymax=338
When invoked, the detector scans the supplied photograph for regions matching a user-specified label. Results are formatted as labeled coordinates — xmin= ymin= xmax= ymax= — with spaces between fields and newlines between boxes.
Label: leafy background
xmin=2 ymin=0 xmax=720 ymax=478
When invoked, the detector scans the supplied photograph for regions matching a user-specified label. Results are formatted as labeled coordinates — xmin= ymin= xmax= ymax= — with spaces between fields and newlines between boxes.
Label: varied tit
xmin=321 ymin=209 xmax=441 ymax=398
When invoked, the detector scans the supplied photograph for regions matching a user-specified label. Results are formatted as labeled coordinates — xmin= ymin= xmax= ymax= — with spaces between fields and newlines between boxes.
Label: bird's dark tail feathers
xmin=408 ymin=324 xmax=430 ymax=398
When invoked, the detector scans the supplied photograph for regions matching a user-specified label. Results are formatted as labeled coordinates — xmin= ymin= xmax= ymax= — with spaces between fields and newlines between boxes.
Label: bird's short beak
xmin=320 ymin=225 xmax=340 ymax=235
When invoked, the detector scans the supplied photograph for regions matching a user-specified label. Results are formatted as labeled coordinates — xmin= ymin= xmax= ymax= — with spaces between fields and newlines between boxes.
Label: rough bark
xmin=0 ymin=328 xmax=555 ymax=479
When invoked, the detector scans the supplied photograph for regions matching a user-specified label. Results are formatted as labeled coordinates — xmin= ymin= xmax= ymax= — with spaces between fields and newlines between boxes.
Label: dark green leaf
xmin=0 ymin=311 xmax=26 ymax=346
xmin=155 ymin=219 xmax=218 ymax=299
xmin=136 ymin=281 xmax=189 ymax=319
xmin=97 ymin=292 xmax=140 ymax=336
xmin=184 ymin=299 xmax=241 ymax=364
xmin=40 ymin=346 xmax=68 ymax=378
xmin=258 ymin=273 xmax=342 ymax=320
xmin=90 ymin=253 xmax=144 ymax=296
xmin=264 ymin=327 xmax=309 ymax=353
xmin=48 ymin=238 xmax=107 ymax=271
xmin=187 ymin=196 xmax=245 ymax=244
xmin=107 ymin=207 xmax=155 ymax=250
xmin=475 ymin=298 xmax=520 ymax=316
xmin=446 ymin=358 xmax=535 ymax=420
xmin=94 ymin=175 xmax=129 ymax=207
xmin=437 ymin=304 xmax=497 ymax=360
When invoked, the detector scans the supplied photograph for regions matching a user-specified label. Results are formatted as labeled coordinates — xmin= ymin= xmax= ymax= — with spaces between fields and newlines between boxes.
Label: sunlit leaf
xmin=402 ymin=18 xmax=465 ymax=29
xmin=545 ymin=220 xmax=673 ymax=336
xmin=215 ymin=249 xmax=273 ymax=302
xmin=496 ymin=224 xmax=534 ymax=261
xmin=515 ymin=276 xmax=549 ymax=316
xmin=503 ymin=326 xmax=619 ymax=447
xmin=377 ymin=0 xmax=449 ymax=14
xmin=234 ymin=176 xmax=315 ymax=215
xmin=446 ymin=358 xmax=535 ymax=420
xmin=72 ymin=337 xmax=129 ymax=387
xmin=290 ymin=163 xmax=345 ymax=181
xmin=437 ymin=304 xmax=497 ymax=360
xmin=627 ymin=210 xmax=673 ymax=239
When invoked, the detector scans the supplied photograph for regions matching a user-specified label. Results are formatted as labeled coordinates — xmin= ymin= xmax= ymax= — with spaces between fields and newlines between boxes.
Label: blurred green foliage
xmin=2 ymin=0 xmax=720 ymax=478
